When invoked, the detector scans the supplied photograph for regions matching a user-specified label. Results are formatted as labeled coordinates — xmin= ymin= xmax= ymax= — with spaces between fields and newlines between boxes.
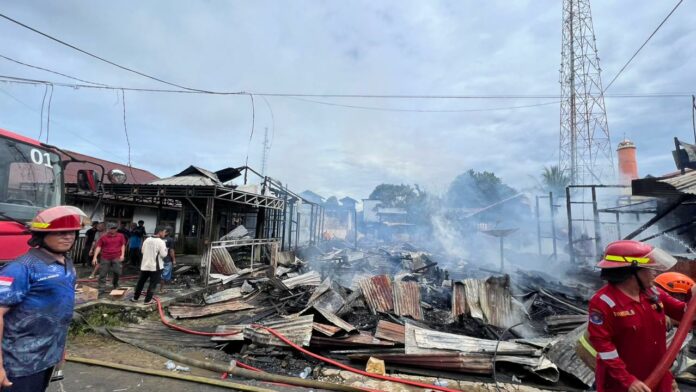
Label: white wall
xmin=133 ymin=207 xmax=158 ymax=234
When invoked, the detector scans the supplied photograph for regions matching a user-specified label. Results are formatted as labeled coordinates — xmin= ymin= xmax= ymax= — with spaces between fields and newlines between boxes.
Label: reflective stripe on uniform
xmin=598 ymin=350 xmax=619 ymax=360
xmin=578 ymin=334 xmax=597 ymax=357
xmin=651 ymin=286 xmax=660 ymax=295
xmin=604 ymin=254 xmax=650 ymax=264
xmin=599 ymin=294 xmax=616 ymax=308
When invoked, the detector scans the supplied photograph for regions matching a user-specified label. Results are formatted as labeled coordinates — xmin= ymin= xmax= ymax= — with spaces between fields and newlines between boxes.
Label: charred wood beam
xmin=623 ymin=196 xmax=686 ymax=240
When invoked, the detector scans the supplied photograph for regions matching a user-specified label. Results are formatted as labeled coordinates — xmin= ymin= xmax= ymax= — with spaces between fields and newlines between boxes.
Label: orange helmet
xmin=597 ymin=240 xmax=676 ymax=271
xmin=655 ymin=272 xmax=694 ymax=295
xmin=29 ymin=206 xmax=88 ymax=232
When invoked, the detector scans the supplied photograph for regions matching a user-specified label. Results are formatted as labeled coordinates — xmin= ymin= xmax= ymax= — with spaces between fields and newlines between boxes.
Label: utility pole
xmin=559 ymin=0 xmax=613 ymax=186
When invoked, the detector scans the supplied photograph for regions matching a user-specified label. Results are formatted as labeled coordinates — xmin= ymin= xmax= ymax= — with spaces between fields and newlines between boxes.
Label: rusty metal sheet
xmin=311 ymin=331 xmax=396 ymax=348
xmin=168 ymin=299 xmax=254 ymax=319
xmin=244 ymin=314 xmax=314 ymax=347
xmin=282 ymin=271 xmax=321 ymax=289
xmin=205 ymin=287 xmax=243 ymax=304
xmin=359 ymin=275 xmax=393 ymax=314
xmin=210 ymin=325 xmax=247 ymax=342
xmin=452 ymin=276 xmax=523 ymax=328
xmin=393 ymin=280 xmax=422 ymax=320
xmin=451 ymin=282 xmax=466 ymax=318
xmin=547 ymin=323 xmax=594 ymax=387
xmin=374 ymin=320 xmax=405 ymax=344
xmin=313 ymin=322 xmax=342 ymax=337
xmin=313 ymin=306 xmax=356 ymax=333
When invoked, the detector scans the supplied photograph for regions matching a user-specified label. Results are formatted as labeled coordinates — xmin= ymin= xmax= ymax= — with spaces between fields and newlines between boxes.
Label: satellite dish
xmin=107 ymin=169 xmax=127 ymax=184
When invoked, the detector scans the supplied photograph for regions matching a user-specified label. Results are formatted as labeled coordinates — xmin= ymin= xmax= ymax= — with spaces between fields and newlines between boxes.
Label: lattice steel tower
xmin=559 ymin=0 xmax=614 ymax=185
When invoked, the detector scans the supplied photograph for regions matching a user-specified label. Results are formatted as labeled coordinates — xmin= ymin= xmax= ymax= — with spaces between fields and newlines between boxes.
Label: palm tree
xmin=540 ymin=165 xmax=570 ymax=196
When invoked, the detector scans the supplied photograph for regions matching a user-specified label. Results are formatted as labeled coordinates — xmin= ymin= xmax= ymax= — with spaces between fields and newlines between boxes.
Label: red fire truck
xmin=0 ymin=128 xmax=104 ymax=262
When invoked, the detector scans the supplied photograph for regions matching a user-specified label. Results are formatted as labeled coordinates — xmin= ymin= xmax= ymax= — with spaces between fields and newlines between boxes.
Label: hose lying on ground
xmin=646 ymin=294 xmax=696 ymax=389
xmin=75 ymin=309 xmax=362 ymax=392
xmin=154 ymin=295 xmax=242 ymax=336
xmin=153 ymin=296 xmax=460 ymax=392
xmin=66 ymin=356 xmax=275 ymax=392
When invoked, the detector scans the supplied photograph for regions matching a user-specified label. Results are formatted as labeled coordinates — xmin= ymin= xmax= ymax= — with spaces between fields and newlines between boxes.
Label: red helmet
xmin=655 ymin=272 xmax=694 ymax=294
xmin=30 ymin=206 xmax=88 ymax=232
xmin=597 ymin=240 xmax=676 ymax=271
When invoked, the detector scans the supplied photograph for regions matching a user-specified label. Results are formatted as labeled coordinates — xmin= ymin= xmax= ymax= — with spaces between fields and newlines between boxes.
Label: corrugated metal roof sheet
xmin=205 ymin=287 xmax=243 ymax=304
xmin=313 ymin=322 xmax=341 ymax=337
xmin=244 ymin=315 xmax=314 ymax=347
xmin=313 ymin=306 xmax=356 ymax=333
xmin=374 ymin=320 xmax=405 ymax=344
xmin=404 ymin=323 xmax=534 ymax=355
xmin=451 ymin=276 xmax=523 ymax=329
xmin=632 ymin=169 xmax=696 ymax=197
xmin=282 ymin=271 xmax=321 ymax=289
xmin=211 ymin=325 xmax=247 ymax=342
xmin=393 ymin=280 xmax=422 ymax=320
xmin=547 ymin=323 xmax=594 ymax=387
xmin=359 ymin=275 xmax=393 ymax=314
xmin=150 ymin=175 xmax=218 ymax=186
xmin=310 ymin=331 xmax=395 ymax=348
xmin=168 ymin=299 xmax=254 ymax=319
xmin=347 ymin=352 xmax=493 ymax=374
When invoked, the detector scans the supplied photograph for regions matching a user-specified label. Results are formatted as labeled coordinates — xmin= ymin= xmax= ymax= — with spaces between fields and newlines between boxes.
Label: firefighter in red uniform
xmin=588 ymin=240 xmax=695 ymax=392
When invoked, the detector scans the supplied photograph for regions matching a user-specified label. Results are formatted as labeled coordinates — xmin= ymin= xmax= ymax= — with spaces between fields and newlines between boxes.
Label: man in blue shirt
xmin=0 ymin=206 xmax=85 ymax=392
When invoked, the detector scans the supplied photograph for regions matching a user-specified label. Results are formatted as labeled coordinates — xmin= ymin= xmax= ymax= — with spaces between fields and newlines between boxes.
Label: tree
xmin=539 ymin=165 xmax=570 ymax=196
xmin=446 ymin=170 xmax=517 ymax=208
xmin=368 ymin=184 xmax=423 ymax=208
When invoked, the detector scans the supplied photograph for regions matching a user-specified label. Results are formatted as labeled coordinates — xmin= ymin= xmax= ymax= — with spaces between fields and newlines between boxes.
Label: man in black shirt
xmin=81 ymin=221 xmax=99 ymax=266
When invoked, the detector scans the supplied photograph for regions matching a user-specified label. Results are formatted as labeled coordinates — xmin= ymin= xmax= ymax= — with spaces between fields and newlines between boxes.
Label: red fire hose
xmin=152 ymin=297 xmax=459 ymax=392
xmin=645 ymin=295 xmax=696 ymax=389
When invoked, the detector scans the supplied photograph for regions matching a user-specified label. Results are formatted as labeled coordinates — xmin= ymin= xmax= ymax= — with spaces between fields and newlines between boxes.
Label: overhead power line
xmin=0 ymin=12 xmax=229 ymax=94
xmin=0 ymin=73 xmax=693 ymax=100
xmin=604 ymin=0 xmax=685 ymax=92
xmin=286 ymin=96 xmax=560 ymax=113
xmin=0 ymin=53 xmax=107 ymax=86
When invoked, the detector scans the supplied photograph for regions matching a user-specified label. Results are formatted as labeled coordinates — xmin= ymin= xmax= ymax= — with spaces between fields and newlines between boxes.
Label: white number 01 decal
xmin=30 ymin=148 xmax=53 ymax=168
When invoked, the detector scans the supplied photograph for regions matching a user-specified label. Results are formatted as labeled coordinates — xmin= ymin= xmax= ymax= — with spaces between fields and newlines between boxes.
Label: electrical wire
xmin=243 ymin=93 xmax=255 ymax=183
xmin=45 ymin=83 xmax=53 ymax=143
xmin=492 ymin=321 xmax=526 ymax=392
xmin=286 ymin=96 xmax=561 ymax=113
xmin=604 ymin=0 xmax=685 ymax=92
xmin=38 ymin=83 xmax=48 ymax=140
xmin=0 ymin=73 xmax=693 ymax=100
xmin=120 ymin=89 xmax=139 ymax=184
xmin=0 ymin=12 xmax=228 ymax=94
xmin=0 ymin=53 xmax=107 ymax=86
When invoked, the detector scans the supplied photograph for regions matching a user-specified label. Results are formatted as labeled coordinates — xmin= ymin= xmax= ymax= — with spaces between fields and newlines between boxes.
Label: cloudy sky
xmin=0 ymin=1 xmax=694 ymax=200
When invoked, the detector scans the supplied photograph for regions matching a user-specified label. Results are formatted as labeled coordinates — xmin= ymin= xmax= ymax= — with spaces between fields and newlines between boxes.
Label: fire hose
xmin=153 ymin=296 xmax=462 ymax=392
xmin=645 ymin=294 xmax=696 ymax=389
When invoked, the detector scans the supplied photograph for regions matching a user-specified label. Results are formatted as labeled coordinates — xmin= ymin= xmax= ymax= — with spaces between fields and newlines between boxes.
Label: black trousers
xmin=1 ymin=367 xmax=52 ymax=392
xmin=129 ymin=247 xmax=142 ymax=266
xmin=133 ymin=270 xmax=161 ymax=302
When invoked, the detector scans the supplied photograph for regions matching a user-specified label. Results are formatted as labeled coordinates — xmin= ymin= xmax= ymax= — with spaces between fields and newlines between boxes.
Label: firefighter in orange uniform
xmin=588 ymin=240 xmax=695 ymax=392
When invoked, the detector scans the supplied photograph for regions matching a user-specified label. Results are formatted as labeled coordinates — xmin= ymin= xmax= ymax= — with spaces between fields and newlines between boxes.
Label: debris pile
xmin=102 ymin=242 xmax=608 ymax=391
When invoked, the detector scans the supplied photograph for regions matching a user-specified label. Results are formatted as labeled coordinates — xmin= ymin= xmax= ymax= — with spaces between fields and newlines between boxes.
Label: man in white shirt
xmin=130 ymin=227 xmax=168 ymax=304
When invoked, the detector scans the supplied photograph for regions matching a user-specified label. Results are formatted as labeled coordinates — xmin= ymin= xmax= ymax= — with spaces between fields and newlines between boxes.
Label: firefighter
xmin=655 ymin=272 xmax=694 ymax=303
xmin=588 ymin=240 xmax=694 ymax=392
xmin=0 ymin=206 xmax=86 ymax=391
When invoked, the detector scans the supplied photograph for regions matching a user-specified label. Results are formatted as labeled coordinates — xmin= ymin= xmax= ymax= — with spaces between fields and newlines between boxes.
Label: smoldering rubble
xmin=89 ymin=237 xmax=626 ymax=392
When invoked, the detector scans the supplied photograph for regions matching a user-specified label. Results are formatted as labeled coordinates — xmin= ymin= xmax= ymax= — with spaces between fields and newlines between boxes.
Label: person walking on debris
xmin=87 ymin=222 xmax=105 ymax=278
xmin=81 ymin=220 xmax=99 ymax=266
xmin=0 ymin=206 xmax=86 ymax=391
xmin=127 ymin=222 xmax=143 ymax=267
xmin=131 ymin=226 xmax=169 ymax=304
xmin=160 ymin=227 xmax=176 ymax=291
xmin=92 ymin=222 xmax=126 ymax=294
xmin=588 ymin=240 xmax=695 ymax=392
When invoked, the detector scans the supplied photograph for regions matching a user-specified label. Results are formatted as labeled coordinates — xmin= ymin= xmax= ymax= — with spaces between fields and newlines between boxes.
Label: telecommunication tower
xmin=261 ymin=127 xmax=270 ymax=177
xmin=559 ymin=0 xmax=614 ymax=185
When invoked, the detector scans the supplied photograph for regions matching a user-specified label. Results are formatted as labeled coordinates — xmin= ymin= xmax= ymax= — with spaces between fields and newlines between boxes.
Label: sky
xmin=0 ymin=1 xmax=694 ymax=201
